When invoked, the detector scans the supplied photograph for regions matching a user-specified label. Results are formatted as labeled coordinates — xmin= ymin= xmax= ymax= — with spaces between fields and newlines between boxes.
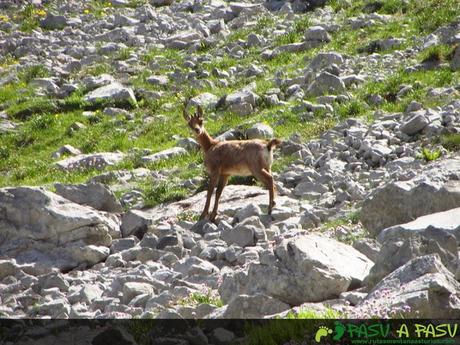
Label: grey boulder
xmin=0 ymin=187 xmax=120 ymax=271
xmin=40 ymin=13 xmax=67 ymax=30
xmin=306 ymin=72 xmax=346 ymax=96
xmin=365 ymin=227 xmax=458 ymax=287
xmin=379 ymin=207 xmax=460 ymax=244
xmin=220 ymin=234 xmax=373 ymax=305
xmin=361 ymin=158 xmax=460 ymax=236
xmin=356 ymin=255 xmax=460 ymax=318
xmin=55 ymin=152 xmax=125 ymax=171
xmin=216 ymin=294 xmax=290 ymax=318
xmin=246 ymin=123 xmax=274 ymax=140
xmin=309 ymin=52 xmax=344 ymax=72
xmin=399 ymin=112 xmax=429 ymax=135
xmin=83 ymin=82 xmax=137 ymax=107
xmin=451 ymin=45 xmax=460 ymax=70
xmin=141 ymin=147 xmax=187 ymax=164
xmin=187 ymin=93 xmax=219 ymax=110
xmin=54 ymin=182 xmax=123 ymax=213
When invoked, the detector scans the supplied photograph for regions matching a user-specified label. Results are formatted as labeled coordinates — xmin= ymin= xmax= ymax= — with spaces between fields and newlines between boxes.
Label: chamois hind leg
xmin=209 ymin=174 xmax=229 ymax=223
xmin=253 ymin=169 xmax=276 ymax=215
xmin=200 ymin=173 xmax=218 ymax=220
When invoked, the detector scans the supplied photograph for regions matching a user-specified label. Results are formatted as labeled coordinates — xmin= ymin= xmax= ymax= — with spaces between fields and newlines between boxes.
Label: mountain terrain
xmin=1 ymin=0 xmax=460 ymax=326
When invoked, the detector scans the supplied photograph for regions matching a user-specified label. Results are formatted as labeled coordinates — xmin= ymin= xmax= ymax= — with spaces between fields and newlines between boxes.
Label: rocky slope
xmin=1 ymin=0 xmax=460 ymax=321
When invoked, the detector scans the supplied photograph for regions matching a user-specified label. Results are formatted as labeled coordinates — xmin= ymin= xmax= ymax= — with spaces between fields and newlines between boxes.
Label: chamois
xmin=183 ymin=104 xmax=282 ymax=222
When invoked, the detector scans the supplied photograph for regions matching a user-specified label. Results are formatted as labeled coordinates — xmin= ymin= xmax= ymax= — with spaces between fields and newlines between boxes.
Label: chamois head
xmin=183 ymin=104 xmax=204 ymax=135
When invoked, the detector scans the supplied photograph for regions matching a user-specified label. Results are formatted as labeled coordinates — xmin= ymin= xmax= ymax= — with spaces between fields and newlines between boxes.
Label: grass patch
xmin=379 ymin=0 xmax=409 ymax=14
xmin=127 ymin=0 xmax=149 ymax=7
xmin=441 ymin=133 xmax=460 ymax=151
xmin=286 ymin=307 xmax=343 ymax=319
xmin=322 ymin=211 xmax=361 ymax=229
xmin=330 ymin=16 xmax=415 ymax=54
xmin=178 ymin=289 xmax=223 ymax=308
xmin=79 ymin=62 xmax=112 ymax=77
xmin=0 ymin=54 xmax=19 ymax=68
xmin=139 ymin=47 xmax=185 ymax=73
xmin=410 ymin=0 xmax=460 ymax=34
xmin=15 ymin=4 xmax=47 ymax=32
xmin=245 ymin=309 xmax=342 ymax=345
xmin=17 ymin=64 xmax=49 ymax=83
xmin=177 ymin=211 xmax=200 ymax=222
xmin=419 ymin=44 xmax=456 ymax=63
xmin=116 ymin=47 xmax=134 ymax=60
xmin=83 ymin=0 xmax=113 ymax=18
xmin=336 ymin=99 xmax=369 ymax=119
xmin=7 ymin=98 xmax=57 ymax=119
xmin=254 ymin=15 xmax=276 ymax=33
xmin=361 ymin=67 xmax=459 ymax=112
xmin=417 ymin=147 xmax=442 ymax=162
xmin=140 ymin=179 xmax=189 ymax=208
xmin=273 ymin=16 xmax=311 ymax=46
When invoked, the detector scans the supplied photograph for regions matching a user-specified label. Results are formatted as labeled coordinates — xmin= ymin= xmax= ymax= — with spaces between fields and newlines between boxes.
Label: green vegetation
xmin=441 ymin=133 xmax=460 ymax=151
xmin=286 ymin=307 xmax=343 ymax=319
xmin=2 ymin=0 xmax=460 ymax=210
xmin=7 ymin=98 xmax=57 ymax=119
xmin=336 ymin=99 xmax=368 ymax=119
xmin=274 ymin=16 xmax=312 ymax=46
xmin=419 ymin=44 xmax=456 ymax=63
xmin=83 ymin=0 xmax=113 ymax=18
xmin=116 ymin=47 xmax=134 ymax=61
xmin=177 ymin=211 xmax=200 ymax=222
xmin=17 ymin=64 xmax=49 ymax=83
xmin=16 ymin=4 xmax=47 ymax=32
xmin=379 ymin=0 xmax=409 ymax=14
xmin=245 ymin=308 xmax=342 ymax=345
xmin=361 ymin=67 xmax=459 ymax=113
xmin=328 ymin=0 xmax=460 ymax=34
xmin=409 ymin=0 xmax=460 ymax=34
xmin=141 ymin=180 xmax=189 ymax=208
xmin=178 ymin=289 xmax=224 ymax=307
xmin=321 ymin=211 xmax=361 ymax=229
xmin=417 ymin=147 xmax=442 ymax=162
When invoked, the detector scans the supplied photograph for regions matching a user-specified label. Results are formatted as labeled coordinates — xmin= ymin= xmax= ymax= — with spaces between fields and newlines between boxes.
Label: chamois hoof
xmin=209 ymin=213 xmax=218 ymax=224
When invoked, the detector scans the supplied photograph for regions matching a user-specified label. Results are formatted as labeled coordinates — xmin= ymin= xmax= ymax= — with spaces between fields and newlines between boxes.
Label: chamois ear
xmin=196 ymin=105 xmax=204 ymax=119
xmin=183 ymin=99 xmax=191 ymax=121
xmin=183 ymin=107 xmax=191 ymax=122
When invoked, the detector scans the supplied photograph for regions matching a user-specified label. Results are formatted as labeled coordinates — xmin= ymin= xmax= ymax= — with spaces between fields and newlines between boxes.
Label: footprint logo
xmin=315 ymin=326 xmax=333 ymax=343
xmin=333 ymin=321 xmax=346 ymax=341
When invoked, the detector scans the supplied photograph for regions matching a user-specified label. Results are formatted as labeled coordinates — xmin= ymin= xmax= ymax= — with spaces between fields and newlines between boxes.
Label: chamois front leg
xmin=200 ymin=173 xmax=218 ymax=220
xmin=210 ymin=174 xmax=229 ymax=222
xmin=254 ymin=169 xmax=276 ymax=215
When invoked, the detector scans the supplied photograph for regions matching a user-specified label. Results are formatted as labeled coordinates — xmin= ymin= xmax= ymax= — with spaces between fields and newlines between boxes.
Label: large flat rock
xmin=83 ymin=82 xmax=136 ymax=106
xmin=378 ymin=207 xmax=460 ymax=244
xmin=361 ymin=157 xmax=460 ymax=236
xmin=143 ymin=185 xmax=298 ymax=223
xmin=219 ymin=234 xmax=373 ymax=305
xmin=0 ymin=187 xmax=120 ymax=271
xmin=365 ymin=226 xmax=458 ymax=288
xmin=356 ymin=255 xmax=460 ymax=318
xmin=55 ymin=152 xmax=125 ymax=171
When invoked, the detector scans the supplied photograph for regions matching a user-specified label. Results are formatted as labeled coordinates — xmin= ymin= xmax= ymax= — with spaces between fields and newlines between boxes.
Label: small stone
xmin=246 ymin=123 xmax=274 ymax=139
xmin=305 ymin=26 xmax=331 ymax=42
xmin=399 ymin=113 xmax=429 ymax=135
